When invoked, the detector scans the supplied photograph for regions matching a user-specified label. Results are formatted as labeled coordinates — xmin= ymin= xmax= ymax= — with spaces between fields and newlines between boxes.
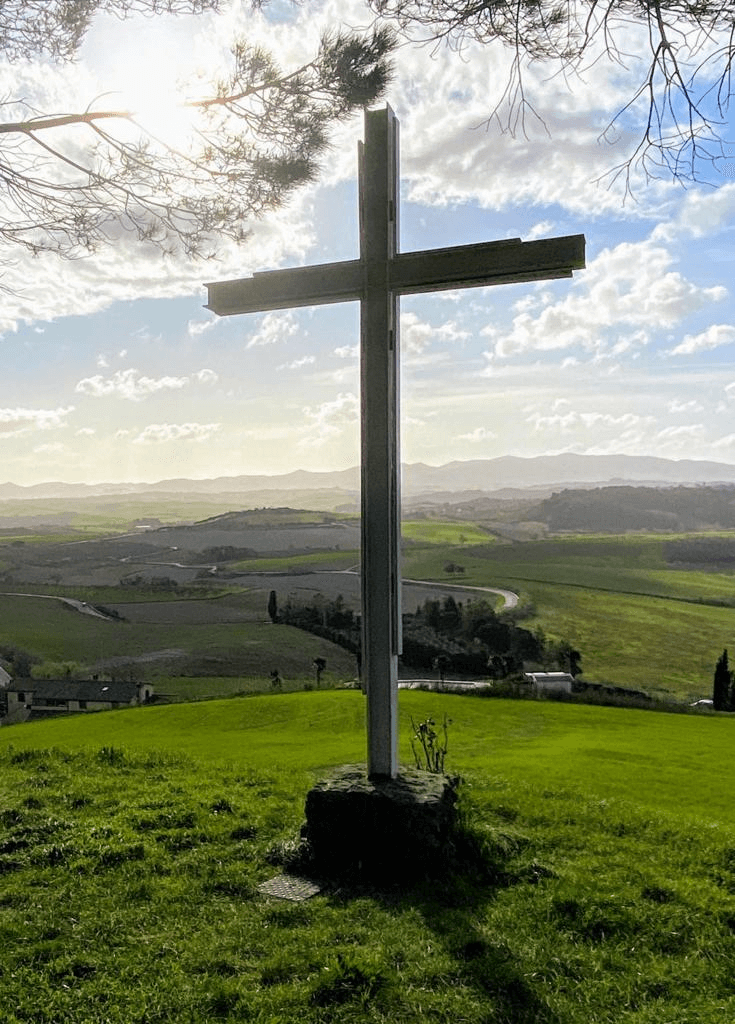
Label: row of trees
xmin=0 ymin=0 xmax=731 ymax=265
xmin=404 ymin=595 xmax=581 ymax=679
xmin=0 ymin=643 xmax=37 ymax=679
xmin=270 ymin=588 xmax=581 ymax=680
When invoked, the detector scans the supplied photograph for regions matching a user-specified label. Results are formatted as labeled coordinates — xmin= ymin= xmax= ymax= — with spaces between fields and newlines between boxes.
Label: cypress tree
xmin=713 ymin=649 xmax=732 ymax=711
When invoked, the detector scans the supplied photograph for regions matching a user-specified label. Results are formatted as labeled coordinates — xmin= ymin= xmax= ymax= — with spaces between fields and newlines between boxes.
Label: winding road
xmin=0 ymin=574 xmax=519 ymax=620
xmin=0 ymin=592 xmax=117 ymax=619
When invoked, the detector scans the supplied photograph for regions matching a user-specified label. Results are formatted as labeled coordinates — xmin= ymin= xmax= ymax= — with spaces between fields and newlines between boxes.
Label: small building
xmin=524 ymin=671 xmax=575 ymax=695
xmin=2 ymin=679 xmax=153 ymax=725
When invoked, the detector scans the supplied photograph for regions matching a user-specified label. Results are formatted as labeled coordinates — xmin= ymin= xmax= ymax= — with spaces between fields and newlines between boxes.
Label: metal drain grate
xmin=258 ymin=874 xmax=322 ymax=901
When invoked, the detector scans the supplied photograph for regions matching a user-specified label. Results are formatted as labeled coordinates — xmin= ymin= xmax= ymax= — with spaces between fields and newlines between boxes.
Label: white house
xmin=524 ymin=672 xmax=575 ymax=695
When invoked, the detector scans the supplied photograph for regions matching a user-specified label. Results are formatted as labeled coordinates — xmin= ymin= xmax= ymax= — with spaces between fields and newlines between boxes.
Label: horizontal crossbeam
xmin=205 ymin=260 xmax=362 ymax=316
xmin=204 ymin=234 xmax=585 ymax=316
xmin=391 ymin=234 xmax=585 ymax=294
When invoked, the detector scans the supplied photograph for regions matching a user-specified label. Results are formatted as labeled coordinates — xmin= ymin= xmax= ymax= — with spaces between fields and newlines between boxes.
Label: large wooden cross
xmin=205 ymin=105 xmax=585 ymax=779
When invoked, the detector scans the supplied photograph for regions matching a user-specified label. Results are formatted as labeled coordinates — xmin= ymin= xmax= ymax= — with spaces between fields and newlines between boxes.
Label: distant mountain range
xmin=4 ymin=453 xmax=735 ymax=501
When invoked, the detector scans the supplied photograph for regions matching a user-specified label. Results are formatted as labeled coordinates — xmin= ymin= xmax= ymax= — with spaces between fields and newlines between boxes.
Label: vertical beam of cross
xmin=204 ymin=105 xmax=585 ymax=782
xmin=359 ymin=107 xmax=400 ymax=779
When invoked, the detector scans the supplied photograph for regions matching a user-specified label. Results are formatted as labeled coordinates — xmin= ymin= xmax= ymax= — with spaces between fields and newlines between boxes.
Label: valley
xmin=0 ymin=480 xmax=734 ymax=701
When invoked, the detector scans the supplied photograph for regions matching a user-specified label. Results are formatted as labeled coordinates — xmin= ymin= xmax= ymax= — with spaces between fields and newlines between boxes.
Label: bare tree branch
xmin=369 ymin=0 xmax=735 ymax=185
xmin=0 ymin=2 xmax=393 ymax=259
xmin=0 ymin=15 xmax=394 ymax=259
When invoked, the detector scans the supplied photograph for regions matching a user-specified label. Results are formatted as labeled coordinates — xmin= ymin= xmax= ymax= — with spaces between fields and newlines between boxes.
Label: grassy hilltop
xmin=3 ymin=690 xmax=735 ymax=1022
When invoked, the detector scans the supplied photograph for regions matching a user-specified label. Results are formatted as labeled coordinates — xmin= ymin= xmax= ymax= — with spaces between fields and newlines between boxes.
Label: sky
xmin=1 ymin=0 xmax=734 ymax=486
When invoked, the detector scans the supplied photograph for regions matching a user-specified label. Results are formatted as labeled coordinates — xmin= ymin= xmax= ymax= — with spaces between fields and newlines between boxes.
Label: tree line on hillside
xmin=535 ymin=486 xmax=735 ymax=533
xmin=270 ymin=590 xmax=581 ymax=679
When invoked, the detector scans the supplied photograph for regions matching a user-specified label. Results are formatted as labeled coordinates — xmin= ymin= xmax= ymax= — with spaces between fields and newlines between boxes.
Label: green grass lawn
xmin=508 ymin=582 xmax=734 ymax=699
xmin=3 ymin=692 xmax=735 ymax=1022
xmin=0 ymin=533 xmax=108 ymax=545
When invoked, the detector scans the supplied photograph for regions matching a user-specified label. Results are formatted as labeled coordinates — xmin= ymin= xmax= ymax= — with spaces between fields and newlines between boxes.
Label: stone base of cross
xmin=206 ymin=105 xmax=584 ymax=779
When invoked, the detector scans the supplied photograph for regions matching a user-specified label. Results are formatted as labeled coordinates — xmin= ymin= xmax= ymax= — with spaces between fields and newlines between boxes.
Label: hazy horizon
xmin=5 ymin=451 xmax=735 ymax=495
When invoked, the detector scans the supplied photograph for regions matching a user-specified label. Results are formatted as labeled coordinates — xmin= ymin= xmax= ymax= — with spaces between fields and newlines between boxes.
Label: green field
xmin=3 ymin=523 xmax=735 ymax=701
xmin=231 ymin=550 xmax=359 ymax=572
xmin=401 ymin=532 xmax=735 ymax=700
xmin=0 ymin=592 xmax=357 ymax=687
xmin=401 ymin=521 xmax=493 ymax=546
xmin=3 ymin=692 xmax=735 ymax=1022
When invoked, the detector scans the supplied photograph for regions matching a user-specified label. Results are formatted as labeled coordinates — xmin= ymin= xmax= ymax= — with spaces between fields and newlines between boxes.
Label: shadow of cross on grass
xmin=308 ymin=814 xmax=563 ymax=1024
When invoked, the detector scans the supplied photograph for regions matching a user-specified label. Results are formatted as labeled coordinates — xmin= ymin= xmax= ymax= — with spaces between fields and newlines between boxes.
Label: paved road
xmin=0 ymin=593 xmax=116 ymax=620
xmin=247 ymin=567 xmax=519 ymax=611
xmin=400 ymin=576 xmax=519 ymax=609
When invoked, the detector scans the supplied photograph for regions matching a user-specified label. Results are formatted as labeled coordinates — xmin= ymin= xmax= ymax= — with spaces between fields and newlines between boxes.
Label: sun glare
xmin=116 ymin=56 xmax=201 ymax=150
xmin=85 ymin=20 xmax=205 ymax=152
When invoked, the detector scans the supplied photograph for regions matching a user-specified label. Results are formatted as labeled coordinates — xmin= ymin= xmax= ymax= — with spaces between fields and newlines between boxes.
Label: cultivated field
xmin=0 ymin=498 xmax=734 ymax=700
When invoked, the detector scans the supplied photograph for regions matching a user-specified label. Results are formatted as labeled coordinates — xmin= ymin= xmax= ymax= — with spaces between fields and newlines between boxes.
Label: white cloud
xmin=656 ymin=424 xmax=705 ymax=441
xmin=392 ymin=23 xmax=677 ymax=221
xmin=75 ymin=367 xmax=216 ymax=400
xmin=188 ymin=318 xmax=218 ymax=337
xmin=512 ymin=293 xmax=544 ymax=315
xmin=277 ymin=355 xmax=316 ymax=371
xmin=0 ymin=0 xmax=684 ymax=341
xmin=670 ymin=324 xmax=735 ymax=356
xmin=0 ymin=193 xmax=316 ymax=335
xmin=653 ymin=184 xmax=735 ymax=241
xmin=526 ymin=409 xmax=654 ymax=434
xmin=246 ymin=312 xmax=298 ymax=349
xmin=401 ymin=312 xmax=469 ymax=360
xmin=298 ymin=392 xmax=358 ymax=448
xmin=33 ymin=442 xmax=65 ymax=455
xmin=484 ymin=239 xmax=727 ymax=359
xmin=334 ymin=344 xmax=358 ymax=359
xmin=457 ymin=427 xmax=497 ymax=442
xmin=669 ymin=399 xmax=704 ymax=414
xmin=132 ymin=422 xmax=221 ymax=444
xmin=75 ymin=427 xmax=96 ymax=436
xmin=526 ymin=221 xmax=556 ymax=241
xmin=0 ymin=406 xmax=74 ymax=436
